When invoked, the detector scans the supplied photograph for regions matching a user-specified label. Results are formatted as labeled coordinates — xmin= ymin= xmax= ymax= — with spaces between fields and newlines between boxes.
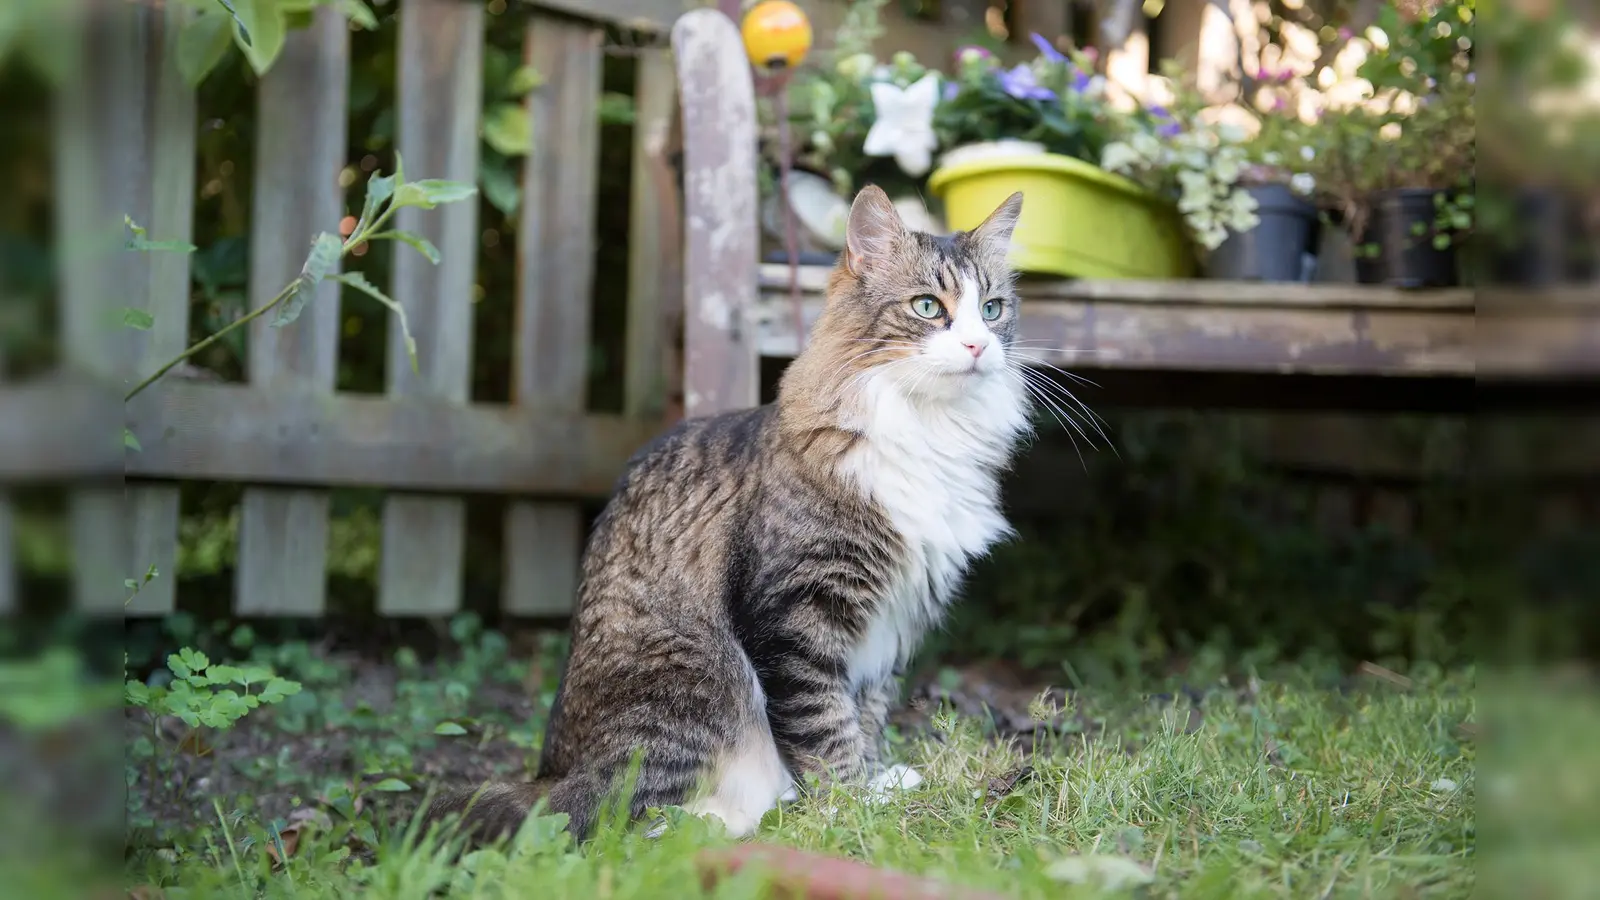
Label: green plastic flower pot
xmin=927 ymin=152 xmax=1194 ymax=279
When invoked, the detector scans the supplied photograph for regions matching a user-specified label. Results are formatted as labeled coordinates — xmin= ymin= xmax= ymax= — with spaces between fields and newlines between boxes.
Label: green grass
xmin=105 ymin=626 xmax=1478 ymax=900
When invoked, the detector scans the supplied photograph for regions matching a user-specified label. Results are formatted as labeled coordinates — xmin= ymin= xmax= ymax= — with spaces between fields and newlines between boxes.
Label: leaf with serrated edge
xmin=334 ymin=272 xmax=420 ymax=373
xmin=359 ymin=168 xmax=399 ymax=234
xmin=412 ymin=179 xmax=478 ymax=205
xmin=300 ymin=232 xmax=342 ymax=282
xmin=392 ymin=179 xmax=477 ymax=211
xmin=367 ymin=230 xmax=440 ymax=264
xmin=272 ymin=279 xmax=316 ymax=328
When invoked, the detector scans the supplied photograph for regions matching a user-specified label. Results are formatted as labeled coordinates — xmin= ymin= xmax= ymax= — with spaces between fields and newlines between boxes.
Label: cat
xmin=422 ymin=185 xmax=1032 ymax=844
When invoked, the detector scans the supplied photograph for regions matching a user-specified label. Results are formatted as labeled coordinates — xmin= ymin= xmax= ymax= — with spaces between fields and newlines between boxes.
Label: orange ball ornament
xmin=741 ymin=0 xmax=813 ymax=71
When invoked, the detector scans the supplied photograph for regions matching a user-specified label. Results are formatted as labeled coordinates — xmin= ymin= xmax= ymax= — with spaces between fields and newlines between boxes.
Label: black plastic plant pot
xmin=1205 ymin=184 xmax=1319 ymax=282
xmin=1480 ymin=186 xmax=1593 ymax=287
xmin=1354 ymin=188 xmax=1459 ymax=288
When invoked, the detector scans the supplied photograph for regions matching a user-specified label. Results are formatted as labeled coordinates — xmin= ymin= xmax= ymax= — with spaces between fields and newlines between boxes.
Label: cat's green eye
xmin=910 ymin=295 xmax=944 ymax=319
xmin=981 ymin=299 xmax=1004 ymax=321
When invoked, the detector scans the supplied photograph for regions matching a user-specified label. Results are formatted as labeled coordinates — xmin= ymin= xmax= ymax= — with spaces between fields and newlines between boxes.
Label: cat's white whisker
xmin=1005 ymin=368 xmax=1090 ymax=470
xmin=1013 ymin=364 xmax=1113 ymax=455
xmin=1004 ymin=356 xmax=1113 ymax=448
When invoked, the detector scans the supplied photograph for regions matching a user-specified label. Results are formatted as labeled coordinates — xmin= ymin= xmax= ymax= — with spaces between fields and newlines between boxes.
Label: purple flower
xmin=998 ymin=64 xmax=1055 ymax=101
xmin=1029 ymin=32 xmax=1067 ymax=63
xmin=1466 ymin=72 xmax=1476 ymax=84
xmin=943 ymin=81 xmax=960 ymax=101
xmin=1147 ymin=105 xmax=1180 ymax=137
xmin=1071 ymin=68 xmax=1092 ymax=92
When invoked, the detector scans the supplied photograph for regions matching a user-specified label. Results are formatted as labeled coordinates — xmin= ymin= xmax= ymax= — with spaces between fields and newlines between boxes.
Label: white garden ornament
xmin=862 ymin=73 xmax=941 ymax=176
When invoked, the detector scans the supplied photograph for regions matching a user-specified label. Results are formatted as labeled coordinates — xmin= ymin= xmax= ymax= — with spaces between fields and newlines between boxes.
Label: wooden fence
xmin=0 ymin=0 xmax=705 ymax=617
xmin=2 ymin=2 xmax=1588 ymax=618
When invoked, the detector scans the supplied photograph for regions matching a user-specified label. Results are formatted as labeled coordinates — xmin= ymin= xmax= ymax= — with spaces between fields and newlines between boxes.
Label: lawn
xmin=99 ymin=616 xmax=1478 ymax=899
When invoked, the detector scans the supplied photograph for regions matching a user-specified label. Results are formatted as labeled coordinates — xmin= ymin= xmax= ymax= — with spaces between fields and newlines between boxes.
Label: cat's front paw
xmin=863 ymin=763 xmax=924 ymax=803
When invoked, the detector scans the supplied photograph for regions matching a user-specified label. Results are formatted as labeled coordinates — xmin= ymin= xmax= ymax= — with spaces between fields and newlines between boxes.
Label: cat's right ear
xmin=844 ymin=185 xmax=906 ymax=277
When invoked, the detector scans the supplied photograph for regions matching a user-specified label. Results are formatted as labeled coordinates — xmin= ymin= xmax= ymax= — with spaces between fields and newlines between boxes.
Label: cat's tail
xmin=418 ymin=779 xmax=555 ymax=846
xmin=419 ymin=773 xmax=608 ymax=846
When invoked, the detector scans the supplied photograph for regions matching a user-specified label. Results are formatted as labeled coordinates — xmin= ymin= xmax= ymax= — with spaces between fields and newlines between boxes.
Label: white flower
xmin=1299 ymin=145 xmax=1315 ymax=162
xmin=1263 ymin=151 xmax=1283 ymax=166
xmin=1213 ymin=156 xmax=1242 ymax=183
xmin=1290 ymin=172 xmax=1316 ymax=195
xmin=862 ymin=73 xmax=941 ymax=176
xmin=1217 ymin=122 xmax=1248 ymax=143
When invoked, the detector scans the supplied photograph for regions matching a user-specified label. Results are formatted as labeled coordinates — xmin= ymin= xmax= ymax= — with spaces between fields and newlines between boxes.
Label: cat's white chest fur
xmin=838 ymin=371 xmax=1029 ymax=691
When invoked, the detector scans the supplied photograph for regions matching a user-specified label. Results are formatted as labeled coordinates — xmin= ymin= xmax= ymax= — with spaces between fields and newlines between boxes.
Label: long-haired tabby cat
xmin=424 ymin=186 xmax=1032 ymax=843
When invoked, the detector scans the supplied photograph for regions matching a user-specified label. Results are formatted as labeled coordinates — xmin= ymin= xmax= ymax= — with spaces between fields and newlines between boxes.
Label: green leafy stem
xmin=122 ymin=153 xmax=476 ymax=404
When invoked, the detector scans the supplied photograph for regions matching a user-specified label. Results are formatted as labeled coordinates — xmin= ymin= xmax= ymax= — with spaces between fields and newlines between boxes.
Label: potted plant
xmin=1095 ymin=70 xmax=1267 ymax=279
xmin=1474 ymin=4 xmax=1600 ymax=286
xmin=1302 ymin=3 xmax=1476 ymax=288
xmin=1201 ymin=85 xmax=1321 ymax=282
xmin=925 ymin=35 xmax=1195 ymax=279
xmin=760 ymin=0 xmax=943 ymax=259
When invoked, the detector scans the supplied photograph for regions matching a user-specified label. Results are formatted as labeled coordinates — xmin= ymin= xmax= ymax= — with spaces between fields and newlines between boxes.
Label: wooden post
xmin=672 ymin=9 xmax=760 ymax=418
xmin=624 ymin=47 xmax=681 ymax=423
xmin=503 ymin=16 xmax=603 ymax=617
xmin=235 ymin=8 xmax=351 ymax=615
xmin=380 ymin=0 xmax=484 ymax=616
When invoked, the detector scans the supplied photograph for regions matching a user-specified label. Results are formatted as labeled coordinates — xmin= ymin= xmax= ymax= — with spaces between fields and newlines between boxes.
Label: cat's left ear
xmin=844 ymin=185 xmax=907 ymax=276
xmin=965 ymin=191 xmax=1024 ymax=253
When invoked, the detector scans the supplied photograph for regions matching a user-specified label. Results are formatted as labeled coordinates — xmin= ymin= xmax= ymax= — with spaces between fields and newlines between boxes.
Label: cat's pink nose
xmin=962 ymin=339 xmax=988 ymax=359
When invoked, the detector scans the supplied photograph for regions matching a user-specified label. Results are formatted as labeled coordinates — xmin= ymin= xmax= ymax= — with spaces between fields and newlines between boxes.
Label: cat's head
xmin=812 ymin=186 xmax=1024 ymax=394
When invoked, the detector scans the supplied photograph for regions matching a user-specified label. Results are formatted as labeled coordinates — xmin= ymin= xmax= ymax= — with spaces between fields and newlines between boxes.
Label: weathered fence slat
xmin=505 ymin=17 xmax=604 ymax=616
xmin=0 ymin=490 xmax=11 ymax=614
xmin=381 ymin=0 xmax=484 ymax=616
xmin=56 ymin=4 xmax=154 ymax=613
xmin=0 ymin=349 xmax=10 ymax=613
xmin=624 ymin=47 xmax=680 ymax=421
xmin=125 ymin=0 xmax=200 ymax=616
xmin=672 ymin=9 xmax=760 ymax=417
xmin=234 ymin=9 xmax=351 ymax=617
